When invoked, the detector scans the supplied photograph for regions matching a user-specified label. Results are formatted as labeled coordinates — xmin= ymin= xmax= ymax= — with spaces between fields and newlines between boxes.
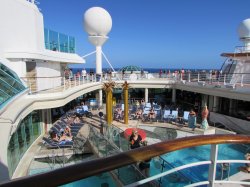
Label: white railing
xmin=125 ymin=144 xmax=250 ymax=187
xmin=20 ymin=72 xmax=250 ymax=94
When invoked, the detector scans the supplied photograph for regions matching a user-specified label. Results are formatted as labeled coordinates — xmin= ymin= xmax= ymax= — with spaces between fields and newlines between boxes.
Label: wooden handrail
xmin=1 ymin=134 xmax=250 ymax=187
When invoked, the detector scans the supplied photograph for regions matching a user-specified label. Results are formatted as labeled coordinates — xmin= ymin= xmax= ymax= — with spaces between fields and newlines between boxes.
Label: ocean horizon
xmin=71 ymin=67 xmax=218 ymax=74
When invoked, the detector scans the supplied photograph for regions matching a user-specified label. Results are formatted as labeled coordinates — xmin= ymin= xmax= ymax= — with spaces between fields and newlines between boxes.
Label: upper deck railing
xmin=20 ymin=71 xmax=250 ymax=95
xmin=0 ymin=134 xmax=250 ymax=187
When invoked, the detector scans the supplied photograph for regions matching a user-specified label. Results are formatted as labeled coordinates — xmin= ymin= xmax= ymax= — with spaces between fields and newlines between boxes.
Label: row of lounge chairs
xmin=42 ymin=112 xmax=85 ymax=149
xmin=132 ymin=106 xmax=191 ymax=124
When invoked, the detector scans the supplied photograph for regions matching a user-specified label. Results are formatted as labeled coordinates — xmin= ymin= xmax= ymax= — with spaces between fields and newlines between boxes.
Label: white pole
xmin=99 ymin=89 xmax=103 ymax=107
xmin=208 ymin=144 xmax=218 ymax=187
xmin=96 ymin=46 xmax=102 ymax=75
xmin=241 ymin=74 xmax=244 ymax=87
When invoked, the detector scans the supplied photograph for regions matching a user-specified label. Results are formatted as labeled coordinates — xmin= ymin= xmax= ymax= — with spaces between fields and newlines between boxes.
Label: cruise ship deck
xmin=1 ymin=0 xmax=250 ymax=187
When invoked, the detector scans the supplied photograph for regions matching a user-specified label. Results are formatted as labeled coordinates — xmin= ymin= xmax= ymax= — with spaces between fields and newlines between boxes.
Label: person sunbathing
xmin=51 ymin=130 xmax=72 ymax=144
xmin=115 ymin=108 xmax=123 ymax=121
xmin=135 ymin=109 xmax=143 ymax=119
xmin=64 ymin=126 xmax=72 ymax=139
xmin=148 ymin=108 xmax=156 ymax=120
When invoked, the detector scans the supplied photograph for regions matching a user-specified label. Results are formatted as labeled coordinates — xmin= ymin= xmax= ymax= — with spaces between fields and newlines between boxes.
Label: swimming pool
xmin=150 ymin=143 xmax=246 ymax=186
xmin=61 ymin=172 xmax=117 ymax=187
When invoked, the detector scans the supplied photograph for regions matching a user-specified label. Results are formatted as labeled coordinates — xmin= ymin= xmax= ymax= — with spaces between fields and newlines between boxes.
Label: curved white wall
xmin=36 ymin=61 xmax=61 ymax=90
xmin=0 ymin=0 xmax=45 ymax=57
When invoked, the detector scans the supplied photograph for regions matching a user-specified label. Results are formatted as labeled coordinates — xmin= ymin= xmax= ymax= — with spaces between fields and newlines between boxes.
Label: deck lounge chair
xmin=170 ymin=110 xmax=178 ymax=123
xmin=182 ymin=111 xmax=190 ymax=125
xmin=163 ymin=110 xmax=171 ymax=121
xmin=42 ymin=137 xmax=73 ymax=149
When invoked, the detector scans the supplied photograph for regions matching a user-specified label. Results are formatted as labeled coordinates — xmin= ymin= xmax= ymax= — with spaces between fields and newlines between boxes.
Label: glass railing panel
xmin=44 ymin=28 xmax=49 ymax=49
xmin=114 ymin=165 xmax=153 ymax=186
xmin=59 ymin=33 xmax=68 ymax=53
xmin=69 ymin=36 xmax=75 ymax=53
xmin=44 ymin=28 xmax=76 ymax=53
xmin=49 ymin=30 xmax=59 ymax=51
xmin=104 ymin=125 xmax=130 ymax=151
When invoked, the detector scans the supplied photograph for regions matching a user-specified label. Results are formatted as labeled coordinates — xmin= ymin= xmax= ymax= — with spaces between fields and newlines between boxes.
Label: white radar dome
xmin=238 ymin=18 xmax=250 ymax=39
xmin=83 ymin=7 xmax=112 ymax=36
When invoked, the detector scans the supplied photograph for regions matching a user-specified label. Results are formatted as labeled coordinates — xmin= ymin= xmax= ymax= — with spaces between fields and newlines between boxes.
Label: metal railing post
xmin=188 ymin=72 xmax=191 ymax=82
xmin=241 ymin=74 xmax=244 ymax=87
xmin=224 ymin=74 xmax=226 ymax=85
xmin=63 ymin=77 xmax=66 ymax=90
xmin=208 ymin=144 xmax=218 ymax=187
xmin=198 ymin=73 xmax=200 ymax=82
xmin=29 ymin=81 xmax=32 ymax=94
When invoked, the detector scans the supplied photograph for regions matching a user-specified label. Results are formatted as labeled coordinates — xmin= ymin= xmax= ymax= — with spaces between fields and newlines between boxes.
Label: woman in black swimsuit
xmin=129 ymin=130 xmax=142 ymax=149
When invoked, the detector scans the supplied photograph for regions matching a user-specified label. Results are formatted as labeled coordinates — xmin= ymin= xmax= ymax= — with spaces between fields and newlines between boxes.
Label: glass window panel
xmin=17 ymin=123 xmax=26 ymax=158
xmin=0 ymin=62 xmax=26 ymax=109
xmin=24 ymin=117 xmax=32 ymax=146
xmin=69 ymin=37 xmax=75 ymax=53
xmin=7 ymin=110 xmax=42 ymax=177
xmin=44 ymin=28 xmax=75 ymax=54
xmin=59 ymin=33 xmax=68 ymax=53
xmin=44 ymin=28 xmax=49 ymax=49
xmin=49 ymin=30 xmax=59 ymax=51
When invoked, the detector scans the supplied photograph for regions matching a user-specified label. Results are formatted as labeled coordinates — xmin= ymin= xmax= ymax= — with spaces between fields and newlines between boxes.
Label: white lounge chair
xmin=170 ymin=110 xmax=178 ymax=123
xmin=183 ymin=111 xmax=190 ymax=125
xmin=163 ymin=110 xmax=171 ymax=122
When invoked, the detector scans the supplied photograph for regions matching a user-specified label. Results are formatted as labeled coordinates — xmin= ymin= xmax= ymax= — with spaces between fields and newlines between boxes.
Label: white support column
xmin=145 ymin=88 xmax=148 ymax=103
xmin=201 ymin=94 xmax=208 ymax=107
xmin=42 ymin=109 xmax=52 ymax=134
xmin=208 ymin=95 xmax=213 ymax=112
xmin=213 ymin=96 xmax=219 ymax=112
xmin=172 ymin=88 xmax=176 ymax=103
xmin=229 ymin=99 xmax=235 ymax=115
xmin=208 ymin=144 xmax=218 ymax=187
xmin=98 ymin=89 xmax=103 ymax=107
xmin=96 ymin=46 xmax=102 ymax=75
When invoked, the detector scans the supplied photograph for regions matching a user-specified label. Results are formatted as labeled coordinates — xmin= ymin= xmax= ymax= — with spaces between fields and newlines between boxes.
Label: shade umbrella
xmin=124 ymin=128 xmax=146 ymax=141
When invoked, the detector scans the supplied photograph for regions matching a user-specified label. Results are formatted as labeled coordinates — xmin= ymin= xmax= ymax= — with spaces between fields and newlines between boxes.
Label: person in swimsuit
xmin=129 ymin=130 xmax=142 ymax=149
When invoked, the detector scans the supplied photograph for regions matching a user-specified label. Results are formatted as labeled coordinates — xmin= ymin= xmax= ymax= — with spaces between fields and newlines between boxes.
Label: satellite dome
xmin=238 ymin=18 xmax=250 ymax=39
xmin=83 ymin=7 xmax=112 ymax=36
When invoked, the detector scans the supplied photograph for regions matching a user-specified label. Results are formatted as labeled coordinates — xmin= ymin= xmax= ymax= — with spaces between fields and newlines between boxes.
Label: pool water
xmin=150 ymin=144 xmax=246 ymax=186
xmin=61 ymin=172 xmax=117 ymax=187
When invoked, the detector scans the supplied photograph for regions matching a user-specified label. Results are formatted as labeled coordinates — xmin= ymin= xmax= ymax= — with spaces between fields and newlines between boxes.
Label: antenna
xmin=83 ymin=7 xmax=112 ymax=76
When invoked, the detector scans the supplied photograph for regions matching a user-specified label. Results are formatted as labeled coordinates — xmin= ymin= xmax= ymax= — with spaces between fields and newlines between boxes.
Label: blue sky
xmin=39 ymin=0 xmax=250 ymax=69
